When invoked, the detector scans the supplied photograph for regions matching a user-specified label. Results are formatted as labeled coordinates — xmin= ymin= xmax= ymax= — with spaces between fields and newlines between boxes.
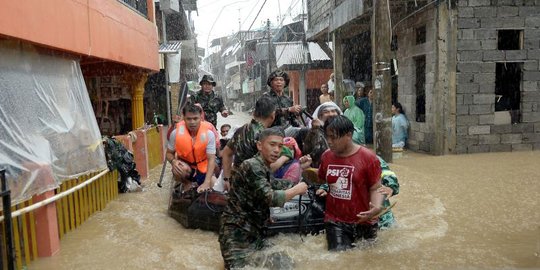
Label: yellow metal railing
xmin=56 ymin=170 xmax=118 ymax=239
xmin=146 ymin=126 xmax=164 ymax=169
xmin=1 ymin=169 xmax=118 ymax=270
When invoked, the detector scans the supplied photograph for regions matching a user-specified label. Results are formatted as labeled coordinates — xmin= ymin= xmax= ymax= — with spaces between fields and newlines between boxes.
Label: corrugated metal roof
xmin=275 ymin=42 xmax=331 ymax=67
xmin=159 ymin=41 xmax=182 ymax=54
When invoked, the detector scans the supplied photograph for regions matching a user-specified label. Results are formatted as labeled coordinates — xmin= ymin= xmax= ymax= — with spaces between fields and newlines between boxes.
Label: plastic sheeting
xmin=0 ymin=41 xmax=107 ymax=205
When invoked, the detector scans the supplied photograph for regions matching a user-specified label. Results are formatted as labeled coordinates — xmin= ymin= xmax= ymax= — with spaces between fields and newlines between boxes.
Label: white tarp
xmin=0 ymin=41 xmax=107 ymax=205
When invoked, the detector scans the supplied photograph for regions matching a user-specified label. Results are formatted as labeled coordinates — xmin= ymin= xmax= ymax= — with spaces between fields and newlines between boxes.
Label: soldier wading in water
xmin=219 ymin=127 xmax=308 ymax=269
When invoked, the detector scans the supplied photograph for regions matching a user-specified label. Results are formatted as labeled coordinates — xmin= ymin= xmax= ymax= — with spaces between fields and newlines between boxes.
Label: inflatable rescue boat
xmin=167 ymin=183 xmax=326 ymax=235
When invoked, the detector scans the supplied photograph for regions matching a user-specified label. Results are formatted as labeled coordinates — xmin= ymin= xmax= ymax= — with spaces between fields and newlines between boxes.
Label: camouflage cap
xmin=266 ymin=70 xmax=290 ymax=88
xmin=199 ymin=75 xmax=216 ymax=86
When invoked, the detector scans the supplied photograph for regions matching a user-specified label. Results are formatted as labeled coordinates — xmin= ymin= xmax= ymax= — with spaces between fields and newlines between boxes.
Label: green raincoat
xmin=343 ymin=95 xmax=365 ymax=144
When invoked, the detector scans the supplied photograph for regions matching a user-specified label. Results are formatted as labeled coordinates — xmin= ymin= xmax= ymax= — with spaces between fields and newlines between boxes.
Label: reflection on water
xmin=30 ymin=151 xmax=540 ymax=269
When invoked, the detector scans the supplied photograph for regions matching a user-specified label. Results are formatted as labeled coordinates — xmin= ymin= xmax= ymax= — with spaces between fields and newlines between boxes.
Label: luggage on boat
xmin=168 ymin=183 xmax=325 ymax=235
xmin=265 ymin=186 xmax=326 ymax=236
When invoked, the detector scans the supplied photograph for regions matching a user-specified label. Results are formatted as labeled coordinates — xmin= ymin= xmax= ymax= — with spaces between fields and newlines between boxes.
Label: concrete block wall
xmin=395 ymin=10 xmax=437 ymax=153
xmin=455 ymin=0 xmax=540 ymax=154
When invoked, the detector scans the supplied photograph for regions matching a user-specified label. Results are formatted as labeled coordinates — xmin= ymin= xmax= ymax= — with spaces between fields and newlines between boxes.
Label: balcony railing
xmin=118 ymin=0 xmax=148 ymax=18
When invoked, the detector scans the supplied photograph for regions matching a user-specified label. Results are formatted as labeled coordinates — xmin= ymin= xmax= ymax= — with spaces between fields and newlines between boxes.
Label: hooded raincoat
xmin=343 ymin=96 xmax=365 ymax=145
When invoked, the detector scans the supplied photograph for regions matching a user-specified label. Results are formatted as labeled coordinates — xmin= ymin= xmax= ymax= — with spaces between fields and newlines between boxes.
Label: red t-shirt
xmin=318 ymin=146 xmax=381 ymax=223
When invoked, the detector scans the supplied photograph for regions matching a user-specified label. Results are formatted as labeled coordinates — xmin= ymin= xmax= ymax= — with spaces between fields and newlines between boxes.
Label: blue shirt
xmin=392 ymin=113 xmax=409 ymax=145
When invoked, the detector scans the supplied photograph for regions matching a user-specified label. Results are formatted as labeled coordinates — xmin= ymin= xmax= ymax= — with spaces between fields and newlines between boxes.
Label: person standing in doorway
xmin=391 ymin=102 xmax=409 ymax=148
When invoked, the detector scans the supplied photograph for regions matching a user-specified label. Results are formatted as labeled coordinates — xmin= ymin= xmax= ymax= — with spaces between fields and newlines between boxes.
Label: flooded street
xmin=30 ymin=111 xmax=540 ymax=269
xmin=3 ymin=0 xmax=540 ymax=269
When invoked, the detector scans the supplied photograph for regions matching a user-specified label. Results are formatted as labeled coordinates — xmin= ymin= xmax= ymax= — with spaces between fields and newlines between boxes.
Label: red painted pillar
xmin=34 ymin=190 xmax=60 ymax=257
xmin=113 ymin=134 xmax=134 ymax=152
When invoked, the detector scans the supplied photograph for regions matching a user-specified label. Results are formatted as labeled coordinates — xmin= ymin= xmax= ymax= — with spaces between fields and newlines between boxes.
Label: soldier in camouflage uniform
xmin=260 ymin=70 xmax=303 ymax=128
xmin=189 ymin=75 xmax=229 ymax=128
xmin=219 ymin=127 xmax=308 ymax=269
xmin=220 ymin=96 xmax=276 ymax=187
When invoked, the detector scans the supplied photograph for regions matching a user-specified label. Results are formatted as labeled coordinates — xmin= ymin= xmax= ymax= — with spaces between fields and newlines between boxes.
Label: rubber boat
xmin=167 ymin=182 xmax=326 ymax=235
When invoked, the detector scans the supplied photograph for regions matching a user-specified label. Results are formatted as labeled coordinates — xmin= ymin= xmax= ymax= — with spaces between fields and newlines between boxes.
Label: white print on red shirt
xmin=326 ymin=165 xmax=355 ymax=200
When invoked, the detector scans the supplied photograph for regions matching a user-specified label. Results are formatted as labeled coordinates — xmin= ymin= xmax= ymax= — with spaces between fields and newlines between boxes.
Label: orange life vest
xmin=175 ymin=121 xmax=211 ymax=173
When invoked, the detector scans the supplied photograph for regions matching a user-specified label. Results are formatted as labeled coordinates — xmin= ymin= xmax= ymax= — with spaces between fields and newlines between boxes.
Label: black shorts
xmin=325 ymin=221 xmax=378 ymax=251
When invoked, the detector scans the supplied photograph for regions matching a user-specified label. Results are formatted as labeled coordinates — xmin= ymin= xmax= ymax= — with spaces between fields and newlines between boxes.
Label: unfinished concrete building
xmin=306 ymin=0 xmax=540 ymax=154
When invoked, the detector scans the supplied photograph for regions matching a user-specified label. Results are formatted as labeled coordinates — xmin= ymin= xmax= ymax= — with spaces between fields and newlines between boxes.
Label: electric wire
xmin=273 ymin=0 xmax=303 ymax=65
xmin=392 ymin=0 xmax=440 ymax=31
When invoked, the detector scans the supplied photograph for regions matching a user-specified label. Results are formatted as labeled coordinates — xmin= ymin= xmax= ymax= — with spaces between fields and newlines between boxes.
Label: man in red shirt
xmin=316 ymin=115 xmax=384 ymax=251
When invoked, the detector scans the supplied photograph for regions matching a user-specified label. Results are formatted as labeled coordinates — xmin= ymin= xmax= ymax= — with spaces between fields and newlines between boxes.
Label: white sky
xmin=192 ymin=0 xmax=304 ymax=52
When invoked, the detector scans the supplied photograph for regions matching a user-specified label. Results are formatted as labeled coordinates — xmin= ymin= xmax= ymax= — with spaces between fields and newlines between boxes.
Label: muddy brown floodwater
xmin=30 ymin=143 xmax=540 ymax=269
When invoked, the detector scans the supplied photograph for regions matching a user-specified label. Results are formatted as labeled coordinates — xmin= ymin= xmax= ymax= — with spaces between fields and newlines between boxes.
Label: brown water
xmin=30 ymin=120 xmax=540 ymax=269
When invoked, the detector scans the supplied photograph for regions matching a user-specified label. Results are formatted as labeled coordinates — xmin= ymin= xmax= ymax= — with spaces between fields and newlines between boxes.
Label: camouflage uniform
xmin=226 ymin=119 xmax=264 ymax=169
xmin=378 ymin=156 xmax=399 ymax=229
xmin=219 ymin=154 xmax=293 ymax=269
xmin=260 ymin=90 xmax=295 ymax=128
xmin=189 ymin=90 xmax=225 ymax=128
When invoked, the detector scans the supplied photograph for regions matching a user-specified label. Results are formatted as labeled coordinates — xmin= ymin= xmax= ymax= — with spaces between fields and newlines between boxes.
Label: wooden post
xmin=372 ymin=0 xmax=393 ymax=162
xmin=333 ymin=30 xmax=344 ymax=107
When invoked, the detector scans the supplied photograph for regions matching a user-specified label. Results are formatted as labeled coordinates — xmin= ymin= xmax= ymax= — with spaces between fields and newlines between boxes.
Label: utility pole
xmin=267 ymin=19 xmax=275 ymax=71
xmin=238 ymin=12 xmax=242 ymax=108
xmin=300 ymin=2 xmax=310 ymax=108
xmin=161 ymin=10 xmax=172 ymax=127
xmin=372 ymin=0 xmax=393 ymax=162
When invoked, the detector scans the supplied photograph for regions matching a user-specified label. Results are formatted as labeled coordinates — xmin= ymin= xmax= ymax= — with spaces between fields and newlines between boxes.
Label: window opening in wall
xmin=416 ymin=25 xmax=426 ymax=45
xmin=415 ymin=55 xmax=426 ymax=122
xmin=495 ymin=62 xmax=522 ymax=124
xmin=497 ymin=30 xmax=523 ymax=50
